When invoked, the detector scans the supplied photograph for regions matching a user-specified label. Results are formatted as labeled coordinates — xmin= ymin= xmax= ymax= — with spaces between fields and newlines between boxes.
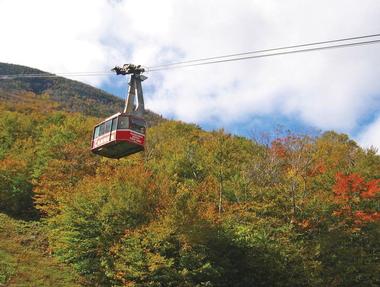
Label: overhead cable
xmin=0 ymin=72 xmax=113 ymax=79
xmin=148 ymin=32 xmax=380 ymax=69
xmin=0 ymin=33 xmax=380 ymax=79
xmin=147 ymin=38 xmax=380 ymax=72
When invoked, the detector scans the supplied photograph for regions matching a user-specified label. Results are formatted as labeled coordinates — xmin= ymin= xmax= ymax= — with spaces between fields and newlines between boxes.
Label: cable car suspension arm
xmin=112 ymin=64 xmax=147 ymax=117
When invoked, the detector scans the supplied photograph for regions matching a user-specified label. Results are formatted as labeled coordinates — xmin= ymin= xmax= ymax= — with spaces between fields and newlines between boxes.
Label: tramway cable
xmin=147 ymin=32 xmax=380 ymax=69
xmin=1 ymin=33 xmax=380 ymax=79
xmin=147 ymin=38 xmax=380 ymax=71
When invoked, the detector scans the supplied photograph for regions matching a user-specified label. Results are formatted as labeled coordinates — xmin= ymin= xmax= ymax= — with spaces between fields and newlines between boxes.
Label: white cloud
xmin=1 ymin=0 xmax=380 ymax=149
xmin=0 ymin=0 xmax=115 ymax=85
xmin=358 ymin=117 xmax=380 ymax=153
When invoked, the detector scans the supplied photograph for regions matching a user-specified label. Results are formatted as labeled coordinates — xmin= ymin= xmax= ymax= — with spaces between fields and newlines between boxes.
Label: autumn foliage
xmin=333 ymin=173 xmax=380 ymax=225
xmin=0 ymin=93 xmax=379 ymax=286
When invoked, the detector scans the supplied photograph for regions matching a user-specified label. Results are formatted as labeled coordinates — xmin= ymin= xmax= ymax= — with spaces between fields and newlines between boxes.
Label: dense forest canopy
xmin=0 ymin=64 xmax=379 ymax=286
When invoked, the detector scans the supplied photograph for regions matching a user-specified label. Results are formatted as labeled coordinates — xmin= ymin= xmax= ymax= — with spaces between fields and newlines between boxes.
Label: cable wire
xmin=1 ymin=33 xmax=380 ymax=78
xmin=148 ymin=38 xmax=380 ymax=72
xmin=0 ymin=72 xmax=113 ymax=79
xmin=147 ymin=32 xmax=380 ymax=69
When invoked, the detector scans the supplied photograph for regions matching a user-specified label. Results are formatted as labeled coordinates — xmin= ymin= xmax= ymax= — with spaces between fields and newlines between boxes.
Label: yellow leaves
xmin=0 ymin=157 xmax=27 ymax=174
xmin=33 ymin=143 xmax=100 ymax=216
xmin=2 ymin=92 xmax=59 ymax=114
xmin=147 ymin=253 xmax=170 ymax=272
xmin=286 ymin=168 xmax=297 ymax=178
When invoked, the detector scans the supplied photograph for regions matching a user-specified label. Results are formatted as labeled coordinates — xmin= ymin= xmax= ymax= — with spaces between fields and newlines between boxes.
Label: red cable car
xmin=91 ymin=64 xmax=147 ymax=159
xmin=91 ymin=113 xmax=146 ymax=158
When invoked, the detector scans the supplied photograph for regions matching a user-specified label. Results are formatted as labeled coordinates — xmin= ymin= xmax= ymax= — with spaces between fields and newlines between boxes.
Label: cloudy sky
xmin=1 ymin=0 xmax=380 ymax=150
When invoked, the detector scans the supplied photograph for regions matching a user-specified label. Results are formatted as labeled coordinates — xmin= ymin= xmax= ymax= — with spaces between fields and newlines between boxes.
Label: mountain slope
xmin=0 ymin=62 xmax=163 ymax=125
xmin=0 ymin=62 xmax=379 ymax=287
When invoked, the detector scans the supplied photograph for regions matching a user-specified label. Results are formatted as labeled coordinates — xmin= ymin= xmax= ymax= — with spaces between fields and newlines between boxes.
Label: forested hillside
xmin=0 ymin=76 xmax=379 ymax=286
xmin=0 ymin=62 xmax=163 ymax=125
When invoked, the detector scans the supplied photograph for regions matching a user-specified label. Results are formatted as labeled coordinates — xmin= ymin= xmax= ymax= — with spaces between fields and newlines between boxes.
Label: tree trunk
xmin=291 ymin=180 xmax=297 ymax=223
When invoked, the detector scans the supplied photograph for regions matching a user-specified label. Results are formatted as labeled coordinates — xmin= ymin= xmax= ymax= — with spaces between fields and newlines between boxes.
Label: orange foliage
xmin=332 ymin=173 xmax=379 ymax=225
xmin=0 ymin=157 xmax=27 ymax=173
xmin=298 ymin=219 xmax=311 ymax=230
xmin=307 ymin=162 xmax=326 ymax=177
xmin=270 ymin=138 xmax=287 ymax=158
xmin=333 ymin=173 xmax=367 ymax=201
xmin=361 ymin=179 xmax=380 ymax=199
xmin=354 ymin=211 xmax=380 ymax=224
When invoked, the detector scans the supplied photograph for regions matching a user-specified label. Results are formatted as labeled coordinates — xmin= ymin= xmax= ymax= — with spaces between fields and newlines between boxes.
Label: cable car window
xmin=104 ymin=120 xmax=112 ymax=134
xmin=130 ymin=118 xmax=146 ymax=134
xmin=118 ymin=116 xmax=129 ymax=129
xmin=93 ymin=126 xmax=100 ymax=139
xmin=99 ymin=123 xmax=105 ymax=136
xmin=111 ymin=118 xmax=118 ymax=131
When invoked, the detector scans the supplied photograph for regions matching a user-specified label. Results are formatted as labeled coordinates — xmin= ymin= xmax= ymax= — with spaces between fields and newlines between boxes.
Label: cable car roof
xmin=95 ymin=112 xmax=146 ymax=127
xmin=101 ymin=112 xmax=122 ymax=123
xmin=93 ymin=113 xmax=121 ymax=127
